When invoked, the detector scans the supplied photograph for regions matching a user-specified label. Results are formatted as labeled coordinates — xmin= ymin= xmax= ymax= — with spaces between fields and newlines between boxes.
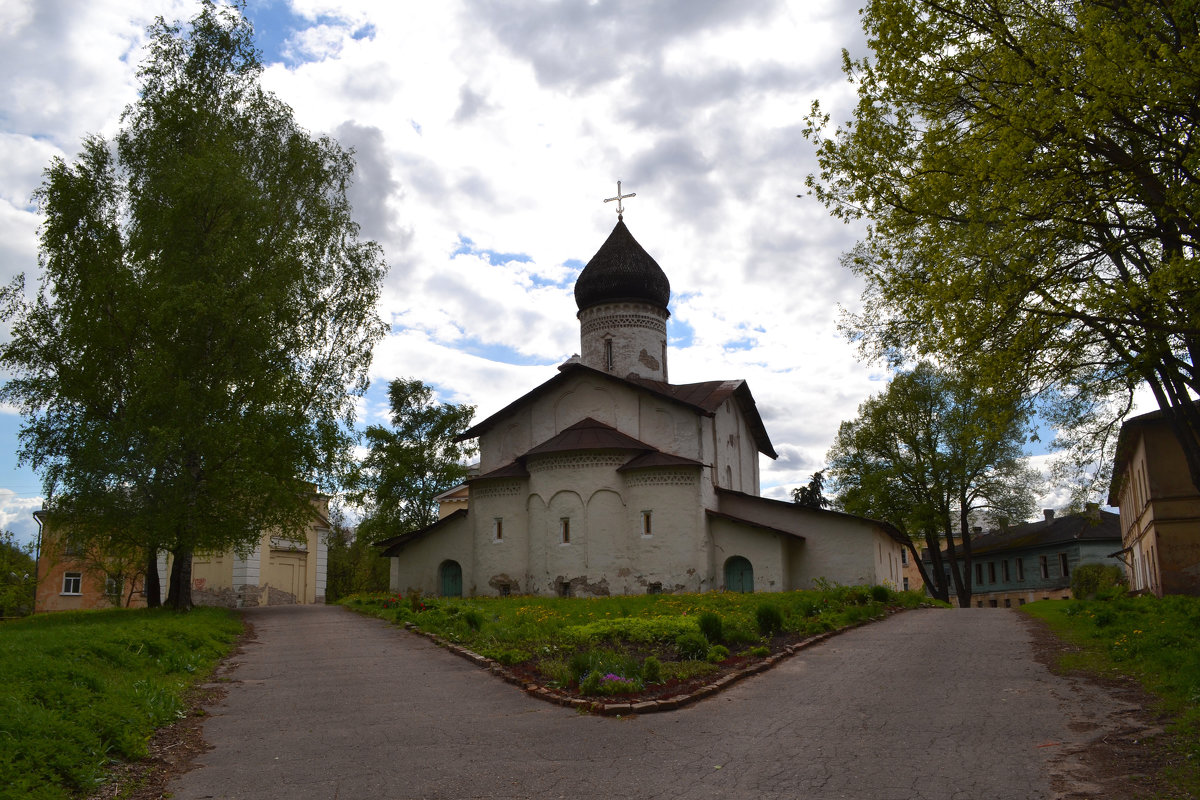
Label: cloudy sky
xmin=0 ymin=0 xmax=1087 ymax=548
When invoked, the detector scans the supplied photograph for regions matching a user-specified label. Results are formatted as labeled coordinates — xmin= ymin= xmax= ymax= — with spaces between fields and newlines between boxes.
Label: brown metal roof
xmin=617 ymin=451 xmax=705 ymax=471
xmin=523 ymin=417 xmax=654 ymax=457
xmin=470 ymin=461 xmax=530 ymax=481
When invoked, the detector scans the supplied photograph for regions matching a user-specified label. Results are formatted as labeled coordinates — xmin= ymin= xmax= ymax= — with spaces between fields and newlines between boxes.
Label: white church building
xmin=380 ymin=214 xmax=905 ymax=597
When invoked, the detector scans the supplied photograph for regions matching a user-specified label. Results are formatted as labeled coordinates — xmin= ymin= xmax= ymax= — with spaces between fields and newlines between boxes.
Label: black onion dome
xmin=574 ymin=218 xmax=671 ymax=311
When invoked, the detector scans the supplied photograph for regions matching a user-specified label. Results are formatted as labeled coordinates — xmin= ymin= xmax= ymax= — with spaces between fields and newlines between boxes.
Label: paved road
xmin=169 ymin=605 xmax=1141 ymax=800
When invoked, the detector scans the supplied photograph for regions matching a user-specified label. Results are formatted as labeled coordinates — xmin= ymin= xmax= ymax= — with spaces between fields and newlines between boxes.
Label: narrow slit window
xmin=604 ymin=339 xmax=614 ymax=371
xmin=642 ymin=511 xmax=652 ymax=537
xmin=560 ymin=517 xmax=570 ymax=544
xmin=492 ymin=517 xmax=503 ymax=542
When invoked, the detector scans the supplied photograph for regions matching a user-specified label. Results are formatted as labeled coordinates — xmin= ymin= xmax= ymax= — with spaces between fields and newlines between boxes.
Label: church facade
xmin=380 ymin=217 xmax=904 ymax=597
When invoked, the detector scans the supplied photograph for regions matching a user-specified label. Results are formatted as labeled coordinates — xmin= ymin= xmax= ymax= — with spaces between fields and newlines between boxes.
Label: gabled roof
xmin=471 ymin=461 xmax=530 ymax=481
xmin=966 ymin=510 xmax=1121 ymax=557
xmin=524 ymin=417 xmax=654 ymax=457
xmin=456 ymin=362 xmax=777 ymax=458
xmin=375 ymin=508 xmax=469 ymax=557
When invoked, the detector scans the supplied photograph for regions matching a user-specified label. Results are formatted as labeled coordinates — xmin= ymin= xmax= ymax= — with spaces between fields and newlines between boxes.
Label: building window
xmin=1018 ymin=598 xmax=1026 ymax=606
xmin=642 ymin=511 xmax=653 ymax=537
xmin=604 ymin=339 xmax=614 ymax=371
xmin=1002 ymin=560 xmax=1010 ymax=582
xmin=647 ymin=582 xmax=662 ymax=595
xmin=902 ymin=577 xmax=909 ymax=591
xmin=557 ymin=580 xmax=572 ymax=598
xmin=560 ymin=517 xmax=570 ymax=545
xmin=1016 ymin=558 xmax=1025 ymax=581
xmin=1058 ymin=553 xmax=1069 ymax=578
xmin=492 ymin=517 xmax=503 ymax=542
xmin=499 ymin=583 xmax=511 ymax=597
xmin=61 ymin=572 xmax=82 ymax=595
xmin=976 ymin=601 xmax=983 ymax=608
xmin=975 ymin=563 xmax=984 ymax=585
xmin=1040 ymin=555 xmax=1049 ymax=580
xmin=989 ymin=599 xmax=998 ymax=608
xmin=1004 ymin=598 xmax=1012 ymax=608
xmin=987 ymin=562 xmax=996 ymax=584
xmin=105 ymin=575 xmax=122 ymax=599
xmin=901 ymin=549 xmax=908 ymax=566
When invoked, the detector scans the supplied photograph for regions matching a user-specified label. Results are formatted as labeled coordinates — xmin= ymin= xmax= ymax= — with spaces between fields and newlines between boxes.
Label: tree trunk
xmin=144 ymin=546 xmax=161 ymax=608
xmin=165 ymin=547 xmax=193 ymax=611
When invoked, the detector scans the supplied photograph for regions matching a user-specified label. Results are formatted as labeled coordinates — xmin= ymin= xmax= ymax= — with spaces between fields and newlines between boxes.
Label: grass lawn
xmin=1023 ymin=594 xmax=1200 ymax=795
xmin=0 ymin=607 xmax=243 ymax=800
xmin=342 ymin=584 xmax=929 ymax=699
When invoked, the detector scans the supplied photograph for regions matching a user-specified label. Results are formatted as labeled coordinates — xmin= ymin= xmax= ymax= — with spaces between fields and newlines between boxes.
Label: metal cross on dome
xmin=604 ymin=180 xmax=636 ymax=219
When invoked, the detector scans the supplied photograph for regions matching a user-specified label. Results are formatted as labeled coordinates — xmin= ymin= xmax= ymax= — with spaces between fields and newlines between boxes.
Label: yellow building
xmin=1108 ymin=407 xmax=1200 ymax=596
xmin=34 ymin=494 xmax=331 ymax=611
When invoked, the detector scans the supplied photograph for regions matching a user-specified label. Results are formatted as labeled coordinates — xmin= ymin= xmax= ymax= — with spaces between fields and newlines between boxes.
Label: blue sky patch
xmin=452 ymin=234 xmax=532 ymax=266
xmin=243 ymin=3 xmax=361 ymax=68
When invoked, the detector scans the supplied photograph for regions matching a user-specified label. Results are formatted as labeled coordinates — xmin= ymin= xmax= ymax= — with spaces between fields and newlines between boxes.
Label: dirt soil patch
xmin=1023 ymin=615 xmax=1188 ymax=800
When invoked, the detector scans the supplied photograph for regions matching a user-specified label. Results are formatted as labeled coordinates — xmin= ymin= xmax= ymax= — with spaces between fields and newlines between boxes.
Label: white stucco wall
xmin=388 ymin=514 xmax=474 ymax=596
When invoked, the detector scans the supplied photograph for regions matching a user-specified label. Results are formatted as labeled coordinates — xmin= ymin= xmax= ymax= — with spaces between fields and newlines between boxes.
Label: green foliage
xmin=755 ymin=603 xmax=784 ymax=636
xmin=706 ymin=644 xmax=730 ymax=663
xmin=342 ymin=586 xmax=925 ymax=692
xmin=0 ymin=531 xmax=36 ymax=618
xmin=569 ymin=648 xmax=644 ymax=695
xmin=0 ymin=607 xmax=242 ymax=799
xmin=805 ymin=0 xmax=1200 ymax=496
xmin=742 ymin=645 xmax=770 ymax=658
xmin=1025 ymin=595 xmax=1200 ymax=793
xmin=352 ymin=378 xmax=476 ymax=543
xmin=1070 ymin=563 xmax=1128 ymax=600
xmin=0 ymin=3 xmax=386 ymax=610
xmin=791 ymin=469 xmax=831 ymax=509
xmin=869 ymin=585 xmax=891 ymax=603
xmin=826 ymin=362 xmax=1038 ymax=606
xmin=324 ymin=517 xmax=390 ymax=601
xmin=696 ymin=611 xmax=723 ymax=643
xmin=674 ymin=631 xmax=710 ymax=661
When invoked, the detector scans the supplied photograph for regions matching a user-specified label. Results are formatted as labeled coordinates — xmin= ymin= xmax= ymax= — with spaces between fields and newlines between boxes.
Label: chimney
xmin=1043 ymin=509 xmax=1055 ymax=521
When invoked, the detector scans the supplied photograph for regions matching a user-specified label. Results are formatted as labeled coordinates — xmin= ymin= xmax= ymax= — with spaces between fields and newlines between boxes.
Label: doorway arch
xmin=439 ymin=560 xmax=463 ymax=597
xmin=724 ymin=556 xmax=754 ymax=593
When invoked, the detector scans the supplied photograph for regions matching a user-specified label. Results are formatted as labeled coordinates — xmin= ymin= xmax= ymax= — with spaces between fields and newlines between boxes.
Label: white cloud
xmin=0 ymin=0 xmax=1113 ymax=527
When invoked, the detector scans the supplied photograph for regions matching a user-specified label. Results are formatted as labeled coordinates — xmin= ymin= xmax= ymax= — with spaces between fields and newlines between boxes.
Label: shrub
xmin=870 ymin=585 xmax=891 ymax=603
xmin=697 ymin=611 xmax=723 ymax=643
xmin=742 ymin=645 xmax=770 ymax=658
xmin=462 ymin=609 xmax=484 ymax=631
xmin=706 ymin=644 xmax=730 ymax=663
xmin=675 ymin=631 xmax=710 ymax=660
xmin=755 ymin=603 xmax=784 ymax=636
xmin=1071 ymin=563 xmax=1127 ymax=599
xmin=579 ymin=669 xmax=642 ymax=696
xmin=642 ymin=655 xmax=662 ymax=683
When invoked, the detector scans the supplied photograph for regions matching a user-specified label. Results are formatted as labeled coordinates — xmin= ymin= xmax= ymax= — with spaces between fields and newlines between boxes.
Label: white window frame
xmin=61 ymin=572 xmax=82 ymax=596
xmin=492 ymin=517 xmax=503 ymax=543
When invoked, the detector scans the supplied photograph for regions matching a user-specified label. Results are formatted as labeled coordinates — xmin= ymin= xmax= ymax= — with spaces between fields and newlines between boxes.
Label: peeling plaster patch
xmin=489 ymin=574 xmax=520 ymax=593
xmin=638 ymin=349 xmax=660 ymax=370
xmin=617 ymin=567 xmax=632 ymax=577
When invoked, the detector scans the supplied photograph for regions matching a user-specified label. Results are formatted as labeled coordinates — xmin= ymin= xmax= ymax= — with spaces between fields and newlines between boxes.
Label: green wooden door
xmin=725 ymin=556 xmax=754 ymax=593
xmin=439 ymin=560 xmax=463 ymax=597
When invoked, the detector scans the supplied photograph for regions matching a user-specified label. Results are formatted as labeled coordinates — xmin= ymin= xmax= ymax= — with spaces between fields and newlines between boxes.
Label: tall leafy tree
xmin=827 ymin=363 xmax=1038 ymax=606
xmin=0 ymin=532 xmax=36 ymax=618
xmin=804 ymin=0 xmax=1200 ymax=497
xmin=0 ymin=3 xmax=386 ymax=610
xmin=353 ymin=378 xmax=476 ymax=543
xmin=792 ymin=470 xmax=831 ymax=509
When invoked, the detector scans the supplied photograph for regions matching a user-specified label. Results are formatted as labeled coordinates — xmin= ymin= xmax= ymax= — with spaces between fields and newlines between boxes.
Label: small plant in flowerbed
xmin=343 ymin=584 xmax=926 ymax=702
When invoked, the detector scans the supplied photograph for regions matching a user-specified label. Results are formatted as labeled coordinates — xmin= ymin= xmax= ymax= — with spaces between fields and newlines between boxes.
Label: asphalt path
xmin=168 ymin=604 xmax=1142 ymax=800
